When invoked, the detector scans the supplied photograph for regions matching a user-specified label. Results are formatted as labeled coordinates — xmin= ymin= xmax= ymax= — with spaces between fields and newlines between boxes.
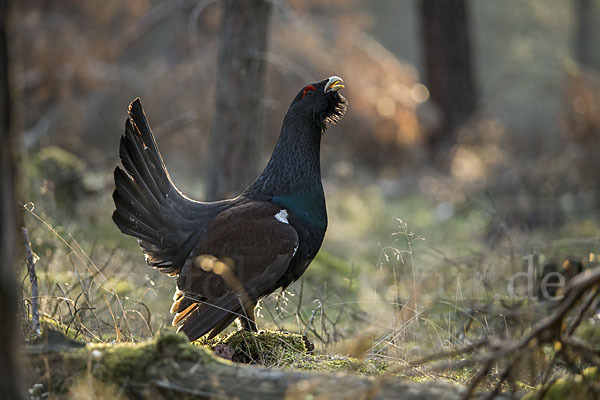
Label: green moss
xmin=26 ymin=315 xmax=84 ymax=343
xmin=203 ymin=330 xmax=394 ymax=374
xmin=91 ymin=341 xmax=160 ymax=383
xmin=291 ymin=355 xmax=359 ymax=371
xmin=523 ymin=367 xmax=600 ymax=400
xmin=90 ymin=331 xmax=216 ymax=383
xmin=43 ymin=315 xmax=78 ymax=338
xmin=358 ymin=358 xmax=389 ymax=374
xmin=288 ymin=354 xmax=390 ymax=375
xmin=208 ymin=330 xmax=307 ymax=366
xmin=27 ymin=330 xmax=222 ymax=395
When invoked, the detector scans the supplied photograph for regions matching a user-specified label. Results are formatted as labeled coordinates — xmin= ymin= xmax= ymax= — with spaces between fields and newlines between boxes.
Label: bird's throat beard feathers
xmin=319 ymin=92 xmax=347 ymax=133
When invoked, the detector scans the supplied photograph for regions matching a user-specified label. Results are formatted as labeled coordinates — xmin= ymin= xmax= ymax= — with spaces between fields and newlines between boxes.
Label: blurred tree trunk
xmin=206 ymin=0 xmax=272 ymax=200
xmin=419 ymin=0 xmax=476 ymax=163
xmin=573 ymin=0 xmax=597 ymax=69
xmin=0 ymin=0 xmax=23 ymax=398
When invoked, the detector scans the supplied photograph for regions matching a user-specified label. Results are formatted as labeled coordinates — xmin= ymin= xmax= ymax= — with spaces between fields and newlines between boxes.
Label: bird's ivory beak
xmin=325 ymin=76 xmax=345 ymax=93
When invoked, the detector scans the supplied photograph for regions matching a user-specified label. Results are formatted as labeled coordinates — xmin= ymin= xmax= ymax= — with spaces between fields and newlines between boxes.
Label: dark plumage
xmin=113 ymin=76 xmax=347 ymax=341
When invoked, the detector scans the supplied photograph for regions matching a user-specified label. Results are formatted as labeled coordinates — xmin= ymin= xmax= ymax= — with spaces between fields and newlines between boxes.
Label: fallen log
xmin=26 ymin=329 xmax=508 ymax=399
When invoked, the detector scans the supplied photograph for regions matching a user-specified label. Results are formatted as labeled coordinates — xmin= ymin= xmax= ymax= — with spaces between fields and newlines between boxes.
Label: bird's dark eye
xmin=302 ymin=85 xmax=316 ymax=98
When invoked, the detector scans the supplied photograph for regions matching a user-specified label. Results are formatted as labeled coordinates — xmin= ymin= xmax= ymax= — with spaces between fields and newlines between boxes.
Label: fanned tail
xmin=113 ymin=98 xmax=223 ymax=274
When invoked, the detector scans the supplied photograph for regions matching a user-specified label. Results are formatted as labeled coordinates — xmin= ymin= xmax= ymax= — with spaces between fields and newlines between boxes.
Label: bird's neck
xmin=244 ymin=115 xmax=323 ymax=198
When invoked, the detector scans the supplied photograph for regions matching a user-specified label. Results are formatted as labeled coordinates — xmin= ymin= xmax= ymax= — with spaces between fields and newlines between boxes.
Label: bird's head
xmin=287 ymin=76 xmax=347 ymax=133
xmin=244 ymin=76 xmax=347 ymax=196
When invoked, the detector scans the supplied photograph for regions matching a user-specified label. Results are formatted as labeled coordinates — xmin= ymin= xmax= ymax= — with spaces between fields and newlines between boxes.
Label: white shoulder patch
xmin=274 ymin=209 xmax=289 ymax=224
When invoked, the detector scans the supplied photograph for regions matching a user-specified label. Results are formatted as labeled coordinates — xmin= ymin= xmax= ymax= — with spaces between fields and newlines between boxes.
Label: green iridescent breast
xmin=272 ymin=187 xmax=327 ymax=230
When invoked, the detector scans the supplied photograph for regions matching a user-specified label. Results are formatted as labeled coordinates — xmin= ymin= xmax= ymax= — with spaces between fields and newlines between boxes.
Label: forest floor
xmin=20 ymin=149 xmax=600 ymax=399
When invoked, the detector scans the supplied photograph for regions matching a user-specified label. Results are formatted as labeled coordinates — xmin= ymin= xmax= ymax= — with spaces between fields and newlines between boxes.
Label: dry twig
xmin=22 ymin=227 xmax=40 ymax=336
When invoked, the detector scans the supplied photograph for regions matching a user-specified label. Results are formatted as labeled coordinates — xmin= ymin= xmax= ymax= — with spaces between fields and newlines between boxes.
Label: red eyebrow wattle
xmin=302 ymin=85 xmax=316 ymax=97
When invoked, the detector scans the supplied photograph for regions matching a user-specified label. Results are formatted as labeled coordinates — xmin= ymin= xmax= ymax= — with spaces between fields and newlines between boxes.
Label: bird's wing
xmin=112 ymin=99 xmax=229 ymax=275
xmin=172 ymin=201 xmax=299 ymax=341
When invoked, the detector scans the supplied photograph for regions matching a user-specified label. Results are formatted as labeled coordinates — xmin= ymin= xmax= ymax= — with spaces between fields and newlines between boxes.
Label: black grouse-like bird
xmin=112 ymin=76 xmax=347 ymax=341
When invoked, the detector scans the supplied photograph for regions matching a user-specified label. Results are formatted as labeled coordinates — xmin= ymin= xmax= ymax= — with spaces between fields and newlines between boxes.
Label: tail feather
xmin=112 ymin=212 xmax=157 ymax=244
xmin=129 ymin=99 xmax=163 ymax=163
xmin=112 ymin=194 xmax=157 ymax=240
xmin=178 ymin=294 xmax=244 ymax=341
xmin=112 ymin=98 xmax=228 ymax=275
xmin=113 ymin=167 xmax=154 ymax=222
xmin=120 ymin=124 xmax=163 ymax=206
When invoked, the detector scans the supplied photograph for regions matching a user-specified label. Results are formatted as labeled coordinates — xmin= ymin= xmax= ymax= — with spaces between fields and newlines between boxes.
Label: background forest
xmin=5 ymin=0 xmax=600 ymax=398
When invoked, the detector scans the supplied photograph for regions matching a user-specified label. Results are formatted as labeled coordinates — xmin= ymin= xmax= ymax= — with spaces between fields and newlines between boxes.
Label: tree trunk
xmin=206 ymin=0 xmax=272 ymax=200
xmin=573 ymin=0 xmax=595 ymax=68
xmin=419 ymin=0 xmax=476 ymax=161
xmin=0 ymin=0 xmax=23 ymax=397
